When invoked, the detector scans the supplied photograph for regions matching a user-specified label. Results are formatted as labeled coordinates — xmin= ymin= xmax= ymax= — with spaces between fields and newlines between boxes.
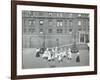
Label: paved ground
xmin=22 ymin=48 xmax=89 ymax=69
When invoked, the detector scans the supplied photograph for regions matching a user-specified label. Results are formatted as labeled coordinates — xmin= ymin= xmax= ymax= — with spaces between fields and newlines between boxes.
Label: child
xmin=67 ymin=48 xmax=72 ymax=60
xmin=35 ymin=48 xmax=40 ymax=57
xmin=42 ymin=48 xmax=49 ymax=59
xmin=76 ymin=50 xmax=80 ymax=62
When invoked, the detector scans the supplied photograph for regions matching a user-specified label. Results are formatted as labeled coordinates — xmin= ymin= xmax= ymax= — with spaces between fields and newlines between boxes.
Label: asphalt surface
xmin=22 ymin=48 xmax=89 ymax=69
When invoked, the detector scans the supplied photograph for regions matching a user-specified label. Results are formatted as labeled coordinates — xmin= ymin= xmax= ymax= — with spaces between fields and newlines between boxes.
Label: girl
xmin=67 ymin=48 xmax=72 ymax=60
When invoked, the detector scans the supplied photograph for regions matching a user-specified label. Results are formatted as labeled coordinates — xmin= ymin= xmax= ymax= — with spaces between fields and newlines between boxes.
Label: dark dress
xmin=76 ymin=55 xmax=80 ymax=62
xmin=36 ymin=48 xmax=46 ymax=57
xmin=40 ymin=48 xmax=45 ymax=54
xmin=36 ymin=51 xmax=41 ymax=57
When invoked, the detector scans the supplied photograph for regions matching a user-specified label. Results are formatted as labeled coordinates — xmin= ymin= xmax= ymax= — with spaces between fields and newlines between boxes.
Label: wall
xmin=0 ymin=0 xmax=99 ymax=80
xmin=22 ymin=11 xmax=89 ymax=48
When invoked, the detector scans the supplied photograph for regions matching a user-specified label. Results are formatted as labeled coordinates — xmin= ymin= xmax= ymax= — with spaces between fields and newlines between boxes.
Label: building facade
xmin=22 ymin=11 xmax=89 ymax=48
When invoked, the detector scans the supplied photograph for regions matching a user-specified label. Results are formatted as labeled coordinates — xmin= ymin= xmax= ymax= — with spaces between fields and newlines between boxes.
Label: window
xmin=28 ymin=11 xmax=35 ymax=17
xmin=57 ymin=13 xmax=59 ymax=17
xmin=85 ymin=34 xmax=89 ymax=43
xmin=83 ymin=27 xmax=86 ymax=31
xmin=39 ymin=29 xmax=43 ymax=33
xmin=57 ymin=20 xmax=63 ymax=27
xmin=57 ymin=13 xmax=62 ymax=17
xmin=48 ymin=20 xmax=52 ymax=26
xmin=79 ymin=33 xmax=89 ymax=43
xmin=28 ymin=20 xmax=32 ymax=26
xmin=59 ymin=21 xmax=63 ymax=26
xmin=48 ymin=12 xmax=52 ymax=16
xmin=28 ymin=28 xmax=35 ymax=33
xmin=28 ymin=11 xmax=32 ymax=16
xmin=59 ymin=13 xmax=62 ymax=17
xmin=48 ymin=29 xmax=52 ymax=33
xmin=57 ymin=21 xmax=59 ymax=27
xmin=57 ymin=29 xmax=63 ymax=33
xmin=69 ymin=13 xmax=72 ymax=17
xmin=28 ymin=28 xmax=31 ymax=32
xmin=32 ymin=20 xmax=35 ymax=25
xmin=31 ymin=28 xmax=35 ymax=33
xmin=80 ymin=34 xmax=84 ymax=43
xmin=69 ymin=28 xmax=72 ymax=34
xmin=39 ymin=20 xmax=44 ymax=25
xmin=69 ymin=29 xmax=72 ymax=32
xmin=28 ymin=20 xmax=35 ymax=26
xmin=65 ymin=20 xmax=67 ymax=25
xmin=69 ymin=20 xmax=72 ymax=26
xmin=78 ymin=28 xmax=81 ymax=31
xmin=78 ymin=21 xmax=81 ymax=26
xmin=78 ymin=14 xmax=81 ymax=17
xmin=83 ymin=20 xmax=86 ymax=26
xmin=65 ymin=29 xmax=67 ymax=33
xmin=38 ymin=12 xmax=43 ymax=16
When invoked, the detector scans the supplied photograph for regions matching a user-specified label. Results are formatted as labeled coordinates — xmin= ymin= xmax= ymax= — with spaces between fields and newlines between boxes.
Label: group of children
xmin=35 ymin=47 xmax=80 ymax=62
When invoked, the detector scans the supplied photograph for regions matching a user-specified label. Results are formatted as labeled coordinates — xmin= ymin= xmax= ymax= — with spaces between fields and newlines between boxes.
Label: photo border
xmin=11 ymin=0 xmax=97 ymax=80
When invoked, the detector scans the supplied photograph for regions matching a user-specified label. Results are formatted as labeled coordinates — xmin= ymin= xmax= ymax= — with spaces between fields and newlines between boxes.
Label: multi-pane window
xmin=59 ymin=13 xmax=62 ymax=17
xmin=78 ymin=28 xmax=81 ymax=31
xmin=69 ymin=20 xmax=72 ymax=26
xmin=57 ymin=20 xmax=63 ymax=27
xmin=69 ymin=29 xmax=72 ymax=32
xmin=48 ymin=12 xmax=52 ymax=16
xmin=78 ymin=20 xmax=82 ymax=31
xmin=57 ymin=29 xmax=63 ymax=33
xmin=85 ymin=34 xmax=89 ymax=43
xmin=38 ymin=12 xmax=43 ymax=16
xmin=48 ymin=20 xmax=52 ymax=26
xmin=65 ymin=20 xmax=68 ymax=26
xmin=31 ymin=28 xmax=35 ymax=33
xmin=28 ymin=28 xmax=31 ymax=32
xmin=57 ymin=13 xmax=62 ymax=17
xmin=65 ymin=29 xmax=67 ymax=33
xmin=57 ymin=13 xmax=59 ymax=17
xmin=83 ymin=20 xmax=87 ymax=31
xmin=28 ymin=11 xmax=35 ymax=17
xmin=28 ymin=27 xmax=36 ymax=33
xmin=28 ymin=20 xmax=35 ymax=26
xmin=78 ymin=14 xmax=81 ymax=17
xmin=80 ymin=34 xmax=84 ymax=43
xmin=28 ymin=20 xmax=32 ymax=26
xmin=39 ymin=29 xmax=43 ymax=33
xmin=48 ymin=29 xmax=53 ymax=33
xmin=69 ymin=28 xmax=72 ymax=34
xmin=28 ymin=11 xmax=32 ymax=16
xmin=39 ymin=20 xmax=44 ymax=25
xmin=69 ymin=13 xmax=72 ymax=17
xmin=78 ymin=21 xmax=81 ymax=26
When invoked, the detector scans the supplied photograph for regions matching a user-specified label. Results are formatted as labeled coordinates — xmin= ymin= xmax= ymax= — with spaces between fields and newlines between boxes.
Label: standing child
xmin=35 ymin=48 xmax=40 ymax=57
xmin=76 ymin=50 xmax=80 ymax=62
xmin=67 ymin=48 xmax=72 ymax=60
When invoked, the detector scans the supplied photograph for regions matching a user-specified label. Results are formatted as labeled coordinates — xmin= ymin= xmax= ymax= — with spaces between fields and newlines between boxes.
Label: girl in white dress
xmin=67 ymin=48 xmax=72 ymax=60
xmin=42 ymin=48 xmax=49 ymax=59
xmin=54 ymin=47 xmax=58 ymax=58
xmin=57 ymin=48 xmax=63 ymax=62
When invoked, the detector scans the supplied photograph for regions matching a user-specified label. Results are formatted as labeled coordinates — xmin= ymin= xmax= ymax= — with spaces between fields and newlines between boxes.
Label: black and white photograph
xmin=22 ymin=11 xmax=90 ymax=69
xmin=11 ymin=1 xmax=97 ymax=79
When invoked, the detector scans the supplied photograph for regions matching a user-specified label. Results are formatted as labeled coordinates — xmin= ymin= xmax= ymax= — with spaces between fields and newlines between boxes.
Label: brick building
xmin=22 ymin=11 xmax=89 ymax=48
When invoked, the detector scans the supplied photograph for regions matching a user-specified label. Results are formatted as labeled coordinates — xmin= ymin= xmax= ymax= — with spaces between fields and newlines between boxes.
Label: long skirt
xmin=36 ymin=52 xmax=40 ymax=57
xmin=76 ymin=55 xmax=80 ymax=62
